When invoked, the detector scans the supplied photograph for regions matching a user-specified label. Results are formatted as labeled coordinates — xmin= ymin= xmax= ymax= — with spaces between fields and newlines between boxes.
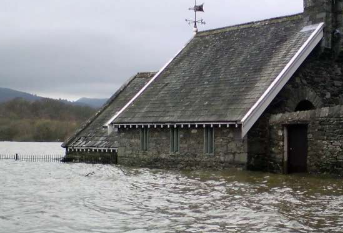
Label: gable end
xmin=241 ymin=23 xmax=324 ymax=137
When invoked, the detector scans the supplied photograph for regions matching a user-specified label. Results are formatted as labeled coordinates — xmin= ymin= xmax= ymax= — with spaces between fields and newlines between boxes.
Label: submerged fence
xmin=0 ymin=154 xmax=65 ymax=163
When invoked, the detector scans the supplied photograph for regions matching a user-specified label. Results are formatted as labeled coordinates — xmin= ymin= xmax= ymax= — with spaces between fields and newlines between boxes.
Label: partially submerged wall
xmin=269 ymin=105 xmax=343 ymax=175
xmin=247 ymin=49 xmax=343 ymax=173
xmin=63 ymin=150 xmax=117 ymax=164
xmin=116 ymin=127 xmax=247 ymax=169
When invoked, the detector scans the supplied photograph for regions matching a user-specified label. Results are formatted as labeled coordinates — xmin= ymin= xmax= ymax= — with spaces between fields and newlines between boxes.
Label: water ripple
xmin=1 ymin=161 xmax=343 ymax=232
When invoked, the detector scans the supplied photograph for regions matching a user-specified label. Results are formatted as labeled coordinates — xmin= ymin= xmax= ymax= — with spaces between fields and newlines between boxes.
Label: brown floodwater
xmin=0 ymin=160 xmax=342 ymax=233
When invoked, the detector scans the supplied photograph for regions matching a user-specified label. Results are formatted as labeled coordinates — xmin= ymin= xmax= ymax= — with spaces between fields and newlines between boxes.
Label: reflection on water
xmin=0 ymin=161 xmax=342 ymax=233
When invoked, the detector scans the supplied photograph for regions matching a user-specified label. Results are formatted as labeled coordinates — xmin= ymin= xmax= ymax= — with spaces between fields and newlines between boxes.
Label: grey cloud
xmin=0 ymin=0 xmax=303 ymax=100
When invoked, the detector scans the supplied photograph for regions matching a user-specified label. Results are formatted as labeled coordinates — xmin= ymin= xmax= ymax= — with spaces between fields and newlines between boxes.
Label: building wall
xmin=63 ymin=150 xmax=117 ymax=164
xmin=303 ymin=0 xmax=343 ymax=52
xmin=247 ymin=49 xmax=343 ymax=173
xmin=116 ymin=127 xmax=247 ymax=169
xmin=273 ymin=50 xmax=343 ymax=112
xmin=269 ymin=106 xmax=343 ymax=175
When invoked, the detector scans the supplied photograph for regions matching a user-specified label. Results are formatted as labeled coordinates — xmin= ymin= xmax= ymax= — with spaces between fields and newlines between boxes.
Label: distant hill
xmin=0 ymin=98 xmax=96 ymax=142
xmin=0 ymin=87 xmax=108 ymax=142
xmin=0 ymin=87 xmax=108 ymax=109
xmin=0 ymin=87 xmax=41 ymax=103
xmin=75 ymin=97 xmax=108 ymax=108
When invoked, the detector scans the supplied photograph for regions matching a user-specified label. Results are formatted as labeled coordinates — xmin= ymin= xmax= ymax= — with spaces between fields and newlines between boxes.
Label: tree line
xmin=0 ymin=98 xmax=96 ymax=142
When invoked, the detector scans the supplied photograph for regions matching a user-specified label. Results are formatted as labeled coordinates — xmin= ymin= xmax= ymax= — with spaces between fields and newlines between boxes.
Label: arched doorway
xmin=285 ymin=100 xmax=315 ymax=174
xmin=295 ymin=100 xmax=315 ymax=112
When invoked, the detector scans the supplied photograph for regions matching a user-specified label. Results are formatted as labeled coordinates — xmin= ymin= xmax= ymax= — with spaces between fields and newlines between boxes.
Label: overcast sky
xmin=0 ymin=0 xmax=303 ymax=101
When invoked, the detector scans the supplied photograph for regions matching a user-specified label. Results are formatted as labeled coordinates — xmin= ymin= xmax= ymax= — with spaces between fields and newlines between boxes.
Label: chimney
xmin=334 ymin=0 xmax=343 ymax=52
xmin=303 ymin=0 xmax=343 ymax=52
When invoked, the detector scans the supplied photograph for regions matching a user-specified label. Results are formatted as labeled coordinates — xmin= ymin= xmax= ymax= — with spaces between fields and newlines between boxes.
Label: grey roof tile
xmin=62 ymin=72 xmax=156 ymax=148
xmin=113 ymin=14 xmax=316 ymax=124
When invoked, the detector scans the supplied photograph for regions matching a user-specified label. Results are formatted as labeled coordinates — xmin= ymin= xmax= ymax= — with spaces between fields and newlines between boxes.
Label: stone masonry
xmin=269 ymin=105 xmax=343 ymax=175
xmin=304 ymin=0 xmax=343 ymax=52
xmin=247 ymin=48 xmax=343 ymax=173
xmin=63 ymin=150 xmax=117 ymax=164
xmin=275 ymin=49 xmax=343 ymax=110
xmin=116 ymin=127 xmax=247 ymax=169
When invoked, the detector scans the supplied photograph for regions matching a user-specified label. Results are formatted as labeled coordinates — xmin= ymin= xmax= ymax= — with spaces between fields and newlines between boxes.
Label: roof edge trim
xmin=197 ymin=13 xmax=303 ymax=37
xmin=241 ymin=22 xmax=324 ymax=138
xmin=113 ymin=122 xmax=240 ymax=126
xmin=103 ymin=36 xmax=195 ymax=128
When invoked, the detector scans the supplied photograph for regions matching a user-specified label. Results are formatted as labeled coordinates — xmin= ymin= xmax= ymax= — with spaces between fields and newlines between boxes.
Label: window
xmin=295 ymin=100 xmax=315 ymax=112
xmin=140 ymin=128 xmax=149 ymax=151
xmin=204 ymin=127 xmax=214 ymax=154
xmin=170 ymin=127 xmax=180 ymax=153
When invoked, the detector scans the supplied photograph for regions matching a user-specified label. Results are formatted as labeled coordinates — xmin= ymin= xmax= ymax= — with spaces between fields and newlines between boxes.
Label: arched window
xmin=295 ymin=100 xmax=315 ymax=112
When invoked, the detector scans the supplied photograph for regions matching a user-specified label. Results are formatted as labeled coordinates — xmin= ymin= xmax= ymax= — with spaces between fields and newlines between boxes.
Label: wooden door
xmin=287 ymin=125 xmax=308 ymax=173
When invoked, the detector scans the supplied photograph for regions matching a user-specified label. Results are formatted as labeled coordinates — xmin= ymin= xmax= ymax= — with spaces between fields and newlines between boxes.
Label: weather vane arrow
xmin=185 ymin=0 xmax=206 ymax=34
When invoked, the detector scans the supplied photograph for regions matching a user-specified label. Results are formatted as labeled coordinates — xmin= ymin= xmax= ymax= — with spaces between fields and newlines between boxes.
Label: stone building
xmin=63 ymin=0 xmax=343 ymax=174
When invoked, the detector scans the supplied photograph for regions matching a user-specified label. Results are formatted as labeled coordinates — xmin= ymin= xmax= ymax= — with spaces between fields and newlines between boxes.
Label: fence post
xmin=15 ymin=153 xmax=18 ymax=161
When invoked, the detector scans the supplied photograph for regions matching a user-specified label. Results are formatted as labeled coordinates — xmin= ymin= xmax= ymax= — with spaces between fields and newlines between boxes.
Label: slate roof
xmin=112 ymin=14 xmax=321 ymax=125
xmin=62 ymin=72 xmax=156 ymax=148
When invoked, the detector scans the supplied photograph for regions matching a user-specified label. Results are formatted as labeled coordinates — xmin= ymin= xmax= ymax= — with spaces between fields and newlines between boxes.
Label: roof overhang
xmin=67 ymin=147 xmax=118 ymax=153
xmin=240 ymin=23 xmax=324 ymax=138
xmin=111 ymin=122 xmax=241 ymax=129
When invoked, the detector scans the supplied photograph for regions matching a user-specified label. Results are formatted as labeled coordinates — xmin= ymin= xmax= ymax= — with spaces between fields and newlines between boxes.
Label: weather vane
xmin=185 ymin=0 xmax=205 ymax=34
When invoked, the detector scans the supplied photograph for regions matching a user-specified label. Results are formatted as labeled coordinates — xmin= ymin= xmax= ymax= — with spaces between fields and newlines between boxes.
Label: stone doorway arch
xmin=284 ymin=87 xmax=323 ymax=112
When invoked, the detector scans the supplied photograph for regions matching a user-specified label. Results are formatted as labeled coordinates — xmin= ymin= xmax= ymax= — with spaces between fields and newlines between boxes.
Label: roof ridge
xmin=197 ymin=13 xmax=303 ymax=36
xmin=136 ymin=72 xmax=157 ymax=78
xmin=137 ymin=72 xmax=156 ymax=75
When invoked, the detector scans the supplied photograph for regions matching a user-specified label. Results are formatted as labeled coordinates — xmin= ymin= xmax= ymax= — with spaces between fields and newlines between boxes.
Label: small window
xmin=140 ymin=128 xmax=149 ymax=151
xmin=204 ymin=127 xmax=214 ymax=154
xmin=295 ymin=100 xmax=315 ymax=112
xmin=170 ymin=127 xmax=180 ymax=153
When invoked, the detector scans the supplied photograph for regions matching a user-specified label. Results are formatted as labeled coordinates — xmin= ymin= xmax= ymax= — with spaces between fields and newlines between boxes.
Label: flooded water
xmin=0 ymin=141 xmax=64 ymax=155
xmin=0 ymin=142 xmax=343 ymax=232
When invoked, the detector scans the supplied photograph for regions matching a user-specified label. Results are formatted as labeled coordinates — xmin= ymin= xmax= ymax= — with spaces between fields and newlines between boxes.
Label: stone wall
xmin=247 ymin=112 xmax=274 ymax=171
xmin=247 ymin=49 xmax=343 ymax=172
xmin=269 ymin=105 xmax=343 ymax=175
xmin=303 ymin=0 xmax=343 ymax=52
xmin=64 ymin=151 xmax=117 ymax=164
xmin=116 ymin=127 xmax=247 ymax=169
xmin=275 ymin=50 xmax=343 ymax=112
xmin=303 ymin=0 xmax=334 ymax=48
